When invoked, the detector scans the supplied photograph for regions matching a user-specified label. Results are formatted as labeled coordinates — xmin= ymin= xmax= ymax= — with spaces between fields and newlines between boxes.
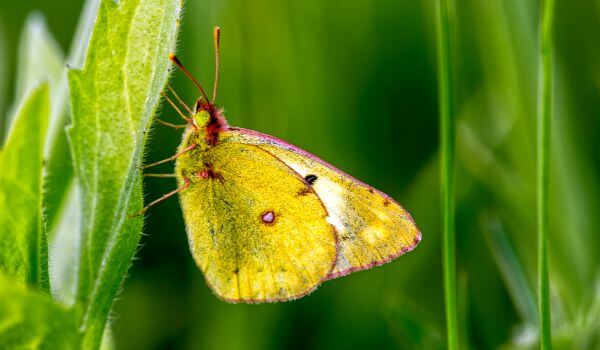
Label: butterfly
xmin=140 ymin=27 xmax=421 ymax=303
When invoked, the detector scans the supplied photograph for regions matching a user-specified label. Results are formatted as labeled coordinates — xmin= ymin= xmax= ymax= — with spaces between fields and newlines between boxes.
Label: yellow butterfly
xmin=141 ymin=27 xmax=421 ymax=303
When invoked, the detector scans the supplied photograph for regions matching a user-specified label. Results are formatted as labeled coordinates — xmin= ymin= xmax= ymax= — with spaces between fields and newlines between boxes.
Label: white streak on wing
xmin=372 ymin=208 xmax=393 ymax=221
xmin=316 ymin=178 xmax=347 ymax=231
xmin=281 ymin=160 xmax=306 ymax=180
xmin=275 ymin=156 xmax=354 ymax=271
xmin=326 ymin=215 xmax=344 ymax=234
xmin=283 ymin=160 xmax=348 ymax=232
xmin=361 ymin=222 xmax=385 ymax=245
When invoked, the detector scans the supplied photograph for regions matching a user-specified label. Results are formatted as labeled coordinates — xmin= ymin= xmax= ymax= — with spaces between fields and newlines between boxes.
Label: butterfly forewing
xmin=176 ymin=142 xmax=337 ymax=302
xmin=222 ymin=129 xmax=421 ymax=279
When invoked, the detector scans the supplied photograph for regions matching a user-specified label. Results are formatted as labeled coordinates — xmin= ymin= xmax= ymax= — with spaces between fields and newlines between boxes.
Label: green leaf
xmin=44 ymin=0 xmax=100 ymax=235
xmin=49 ymin=185 xmax=81 ymax=306
xmin=0 ymin=272 xmax=78 ymax=349
xmin=15 ymin=13 xmax=64 ymax=105
xmin=13 ymin=12 xmax=74 ymax=242
xmin=0 ymin=83 xmax=50 ymax=291
xmin=66 ymin=0 xmax=181 ymax=347
xmin=0 ymin=25 xmax=8 ymax=136
xmin=46 ymin=0 xmax=100 ymax=307
xmin=1 ymin=14 xmax=64 ymax=140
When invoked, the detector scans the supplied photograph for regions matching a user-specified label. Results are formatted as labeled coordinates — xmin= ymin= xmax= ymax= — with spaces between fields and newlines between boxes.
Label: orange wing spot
xmin=297 ymin=187 xmax=312 ymax=196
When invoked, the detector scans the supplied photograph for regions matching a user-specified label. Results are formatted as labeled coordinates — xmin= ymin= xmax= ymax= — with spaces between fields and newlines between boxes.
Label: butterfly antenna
xmin=169 ymin=53 xmax=211 ymax=104
xmin=212 ymin=26 xmax=221 ymax=103
xmin=167 ymin=84 xmax=194 ymax=115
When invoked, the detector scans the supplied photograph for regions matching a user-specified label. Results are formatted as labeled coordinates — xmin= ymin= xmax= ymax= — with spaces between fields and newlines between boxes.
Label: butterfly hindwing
xmin=176 ymin=142 xmax=337 ymax=302
xmin=222 ymin=128 xmax=421 ymax=279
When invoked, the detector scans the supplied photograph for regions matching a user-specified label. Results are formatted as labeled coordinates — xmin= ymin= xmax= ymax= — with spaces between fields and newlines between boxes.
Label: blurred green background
xmin=1 ymin=0 xmax=599 ymax=349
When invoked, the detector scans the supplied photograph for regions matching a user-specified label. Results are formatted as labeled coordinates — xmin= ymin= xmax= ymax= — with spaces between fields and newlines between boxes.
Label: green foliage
xmin=0 ymin=83 xmax=50 ymax=290
xmin=14 ymin=12 xmax=71 ymax=240
xmin=15 ymin=14 xmax=64 ymax=105
xmin=0 ymin=273 xmax=78 ymax=349
xmin=66 ymin=0 xmax=181 ymax=347
xmin=45 ymin=0 xmax=99 ymax=307
xmin=484 ymin=219 xmax=537 ymax=326
xmin=44 ymin=0 xmax=99 ymax=236
xmin=0 ymin=0 xmax=181 ymax=348
xmin=0 ymin=0 xmax=599 ymax=349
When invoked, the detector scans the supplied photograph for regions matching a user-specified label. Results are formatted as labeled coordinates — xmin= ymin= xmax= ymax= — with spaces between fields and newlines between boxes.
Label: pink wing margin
xmin=228 ymin=127 xmax=422 ymax=280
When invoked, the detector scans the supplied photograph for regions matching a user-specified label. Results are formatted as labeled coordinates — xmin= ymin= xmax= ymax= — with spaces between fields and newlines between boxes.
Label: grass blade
xmin=484 ymin=217 xmax=538 ymax=326
xmin=66 ymin=0 xmax=181 ymax=347
xmin=537 ymin=0 xmax=555 ymax=348
xmin=436 ymin=0 xmax=458 ymax=348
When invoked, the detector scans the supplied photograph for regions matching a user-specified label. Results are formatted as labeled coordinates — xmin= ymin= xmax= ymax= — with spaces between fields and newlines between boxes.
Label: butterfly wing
xmin=221 ymin=128 xmax=421 ymax=279
xmin=176 ymin=142 xmax=337 ymax=302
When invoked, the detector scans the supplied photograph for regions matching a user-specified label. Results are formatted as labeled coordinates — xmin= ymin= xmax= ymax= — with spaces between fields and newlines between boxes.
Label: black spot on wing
xmin=304 ymin=174 xmax=318 ymax=185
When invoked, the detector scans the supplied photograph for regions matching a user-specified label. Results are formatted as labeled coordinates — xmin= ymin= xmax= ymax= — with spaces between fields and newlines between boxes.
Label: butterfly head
xmin=192 ymin=102 xmax=212 ymax=129
xmin=186 ymin=98 xmax=229 ymax=149
xmin=168 ymin=27 xmax=228 ymax=147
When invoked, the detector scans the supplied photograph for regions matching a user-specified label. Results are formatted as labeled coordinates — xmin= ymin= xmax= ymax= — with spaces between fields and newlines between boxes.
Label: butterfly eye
xmin=193 ymin=110 xmax=211 ymax=128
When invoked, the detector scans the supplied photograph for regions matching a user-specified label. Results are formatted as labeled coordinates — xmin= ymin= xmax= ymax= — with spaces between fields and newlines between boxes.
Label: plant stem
xmin=537 ymin=0 xmax=555 ymax=349
xmin=436 ymin=0 xmax=458 ymax=349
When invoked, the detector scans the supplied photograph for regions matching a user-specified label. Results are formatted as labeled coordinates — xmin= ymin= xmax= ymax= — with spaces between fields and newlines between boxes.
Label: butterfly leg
xmin=166 ymin=84 xmax=194 ymax=115
xmin=130 ymin=177 xmax=190 ymax=217
xmin=144 ymin=173 xmax=177 ymax=178
xmin=155 ymin=118 xmax=187 ymax=129
xmin=142 ymin=144 xmax=196 ymax=169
